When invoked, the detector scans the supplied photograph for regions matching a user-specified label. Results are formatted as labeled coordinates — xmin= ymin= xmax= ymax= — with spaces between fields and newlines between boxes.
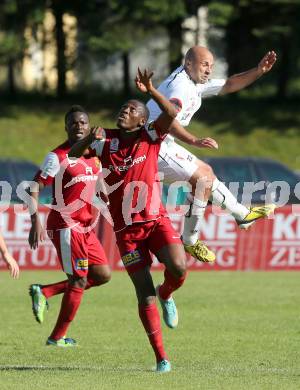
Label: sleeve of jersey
xmin=89 ymin=130 xmax=106 ymax=157
xmin=168 ymin=97 xmax=183 ymax=114
xmin=166 ymin=81 xmax=185 ymax=109
xmin=145 ymin=121 xmax=166 ymax=142
xmin=201 ymin=79 xmax=226 ymax=98
xmin=34 ymin=152 xmax=60 ymax=186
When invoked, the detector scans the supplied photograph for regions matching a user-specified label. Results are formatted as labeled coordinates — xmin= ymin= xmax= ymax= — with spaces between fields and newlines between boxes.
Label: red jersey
xmin=89 ymin=122 xmax=166 ymax=232
xmin=35 ymin=141 xmax=101 ymax=230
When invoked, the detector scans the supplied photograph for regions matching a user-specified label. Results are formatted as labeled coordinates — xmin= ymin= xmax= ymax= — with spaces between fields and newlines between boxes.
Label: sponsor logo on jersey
xmin=109 ymin=154 xmax=146 ymax=172
xmin=121 ymin=250 xmax=142 ymax=266
xmin=169 ymin=97 xmax=182 ymax=113
xmin=181 ymin=112 xmax=192 ymax=122
xmin=64 ymin=174 xmax=98 ymax=188
xmin=86 ymin=167 xmax=93 ymax=175
xmin=94 ymin=157 xmax=101 ymax=168
xmin=175 ymin=153 xmax=185 ymax=161
xmin=110 ymin=138 xmax=119 ymax=153
xmin=66 ymin=154 xmax=78 ymax=167
xmin=75 ymin=258 xmax=88 ymax=270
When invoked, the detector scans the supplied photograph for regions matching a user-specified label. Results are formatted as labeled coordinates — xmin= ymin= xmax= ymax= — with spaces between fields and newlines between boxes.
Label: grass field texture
xmin=0 ymin=270 xmax=299 ymax=389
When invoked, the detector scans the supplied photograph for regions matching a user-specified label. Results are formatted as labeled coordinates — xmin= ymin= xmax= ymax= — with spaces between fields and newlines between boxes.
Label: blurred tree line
xmin=0 ymin=0 xmax=299 ymax=99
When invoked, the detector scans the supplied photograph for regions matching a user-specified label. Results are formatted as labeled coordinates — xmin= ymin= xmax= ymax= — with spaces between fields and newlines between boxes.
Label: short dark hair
xmin=65 ymin=105 xmax=89 ymax=124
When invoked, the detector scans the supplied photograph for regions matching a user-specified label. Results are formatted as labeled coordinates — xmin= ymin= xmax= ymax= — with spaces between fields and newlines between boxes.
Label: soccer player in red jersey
xmin=28 ymin=105 xmax=111 ymax=347
xmin=68 ymin=69 xmax=188 ymax=372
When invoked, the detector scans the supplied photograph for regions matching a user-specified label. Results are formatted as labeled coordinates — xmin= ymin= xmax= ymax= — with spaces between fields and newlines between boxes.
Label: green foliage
xmin=81 ymin=0 xmax=189 ymax=57
xmin=0 ymin=0 xmax=47 ymax=63
xmin=208 ymin=0 xmax=300 ymax=97
xmin=87 ymin=23 xmax=151 ymax=54
xmin=133 ymin=0 xmax=187 ymax=22
xmin=0 ymin=32 xmax=24 ymax=63
xmin=207 ymin=1 xmax=234 ymax=26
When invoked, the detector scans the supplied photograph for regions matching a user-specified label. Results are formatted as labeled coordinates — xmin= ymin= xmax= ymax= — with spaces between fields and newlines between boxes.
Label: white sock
xmin=182 ymin=194 xmax=207 ymax=246
xmin=210 ymin=178 xmax=249 ymax=220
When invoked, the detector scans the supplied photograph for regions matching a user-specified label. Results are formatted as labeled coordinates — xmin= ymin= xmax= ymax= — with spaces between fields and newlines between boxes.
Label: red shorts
xmin=48 ymin=228 xmax=108 ymax=278
xmin=115 ymin=216 xmax=182 ymax=274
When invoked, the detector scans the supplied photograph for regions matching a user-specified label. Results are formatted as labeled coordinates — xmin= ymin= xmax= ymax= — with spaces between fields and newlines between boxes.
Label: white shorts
xmin=158 ymin=137 xmax=198 ymax=183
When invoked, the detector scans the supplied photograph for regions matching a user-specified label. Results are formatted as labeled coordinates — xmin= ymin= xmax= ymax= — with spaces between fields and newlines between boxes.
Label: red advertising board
xmin=1 ymin=205 xmax=300 ymax=271
xmin=0 ymin=206 xmax=58 ymax=270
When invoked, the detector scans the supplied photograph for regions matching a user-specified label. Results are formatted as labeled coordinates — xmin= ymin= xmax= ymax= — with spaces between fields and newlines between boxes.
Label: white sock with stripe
xmin=210 ymin=178 xmax=249 ymax=221
xmin=182 ymin=194 xmax=207 ymax=246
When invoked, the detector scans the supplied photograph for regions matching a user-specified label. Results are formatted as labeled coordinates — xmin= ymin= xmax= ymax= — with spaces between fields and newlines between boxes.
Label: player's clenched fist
xmin=90 ymin=126 xmax=104 ymax=140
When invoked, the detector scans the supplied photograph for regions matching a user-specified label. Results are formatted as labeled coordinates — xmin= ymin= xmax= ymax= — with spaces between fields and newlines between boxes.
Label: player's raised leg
xmin=29 ymin=279 xmax=89 ymax=324
xmin=29 ymin=283 xmax=50 ymax=324
xmin=29 ymin=265 xmax=110 ymax=325
xmin=210 ymin=178 xmax=276 ymax=228
xmin=159 ymin=143 xmax=215 ymax=263
xmin=182 ymin=160 xmax=216 ymax=263
xmin=45 ymin=228 xmax=110 ymax=346
xmin=160 ymin=146 xmax=275 ymax=263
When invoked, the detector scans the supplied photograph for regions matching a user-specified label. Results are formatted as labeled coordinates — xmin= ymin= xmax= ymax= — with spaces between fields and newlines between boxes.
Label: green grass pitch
xmin=0 ymin=270 xmax=300 ymax=389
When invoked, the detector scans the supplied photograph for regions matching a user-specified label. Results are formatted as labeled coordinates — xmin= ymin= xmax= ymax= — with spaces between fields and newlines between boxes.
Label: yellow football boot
xmin=237 ymin=204 xmax=276 ymax=230
xmin=184 ymin=240 xmax=216 ymax=263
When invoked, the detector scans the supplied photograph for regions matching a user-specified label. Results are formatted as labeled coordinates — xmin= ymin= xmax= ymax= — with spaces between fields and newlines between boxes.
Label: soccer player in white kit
xmin=147 ymin=46 xmax=277 ymax=262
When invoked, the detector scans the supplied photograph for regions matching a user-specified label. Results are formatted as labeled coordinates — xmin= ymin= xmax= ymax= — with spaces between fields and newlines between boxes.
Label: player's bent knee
xmin=68 ymin=275 xmax=87 ymax=289
xmin=138 ymin=295 xmax=156 ymax=306
xmin=172 ymin=259 xmax=187 ymax=279
xmin=97 ymin=271 xmax=111 ymax=285
xmin=101 ymin=271 xmax=111 ymax=284
xmin=92 ymin=269 xmax=111 ymax=286
xmin=195 ymin=161 xmax=216 ymax=181
xmin=199 ymin=164 xmax=215 ymax=181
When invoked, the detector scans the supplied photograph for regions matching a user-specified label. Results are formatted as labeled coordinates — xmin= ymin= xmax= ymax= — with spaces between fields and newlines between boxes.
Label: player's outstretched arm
xmin=135 ymin=68 xmax=177 ymax=132
xmin=0 ymin=232 xmax=19 ymax=279
xmin=169 ymin=120 xmax=218 ymax=149
xmin=220 ymin=50 xmax=277 ymax=95
xmin=68 ymin=127 xmax=103 ymax=158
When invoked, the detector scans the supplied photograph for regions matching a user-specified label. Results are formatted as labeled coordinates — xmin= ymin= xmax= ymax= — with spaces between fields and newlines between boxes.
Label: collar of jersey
xmin=181 ymin=66 xmax=198 ymax=85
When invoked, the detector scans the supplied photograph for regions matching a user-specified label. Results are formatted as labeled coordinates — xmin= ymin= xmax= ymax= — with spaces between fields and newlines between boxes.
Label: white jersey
xmin=147 ymin=65 xmax=226 ymax=127
xmin=147 ymin=66 xmax=226 ymax=182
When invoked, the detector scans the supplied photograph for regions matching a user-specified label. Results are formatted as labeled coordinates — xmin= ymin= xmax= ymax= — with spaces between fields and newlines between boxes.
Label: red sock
xmin=138 ymin=303 xmax=167 ymax=363
xmin=50 ymin=285 xmax=84 ymax=340
xmin=159 ymin=269 xmax=186 ymax=300
xmin=42 ymin=281 xmax=68 ymax=299
xmin=41 ymin=277 xmax=100 ymax=298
